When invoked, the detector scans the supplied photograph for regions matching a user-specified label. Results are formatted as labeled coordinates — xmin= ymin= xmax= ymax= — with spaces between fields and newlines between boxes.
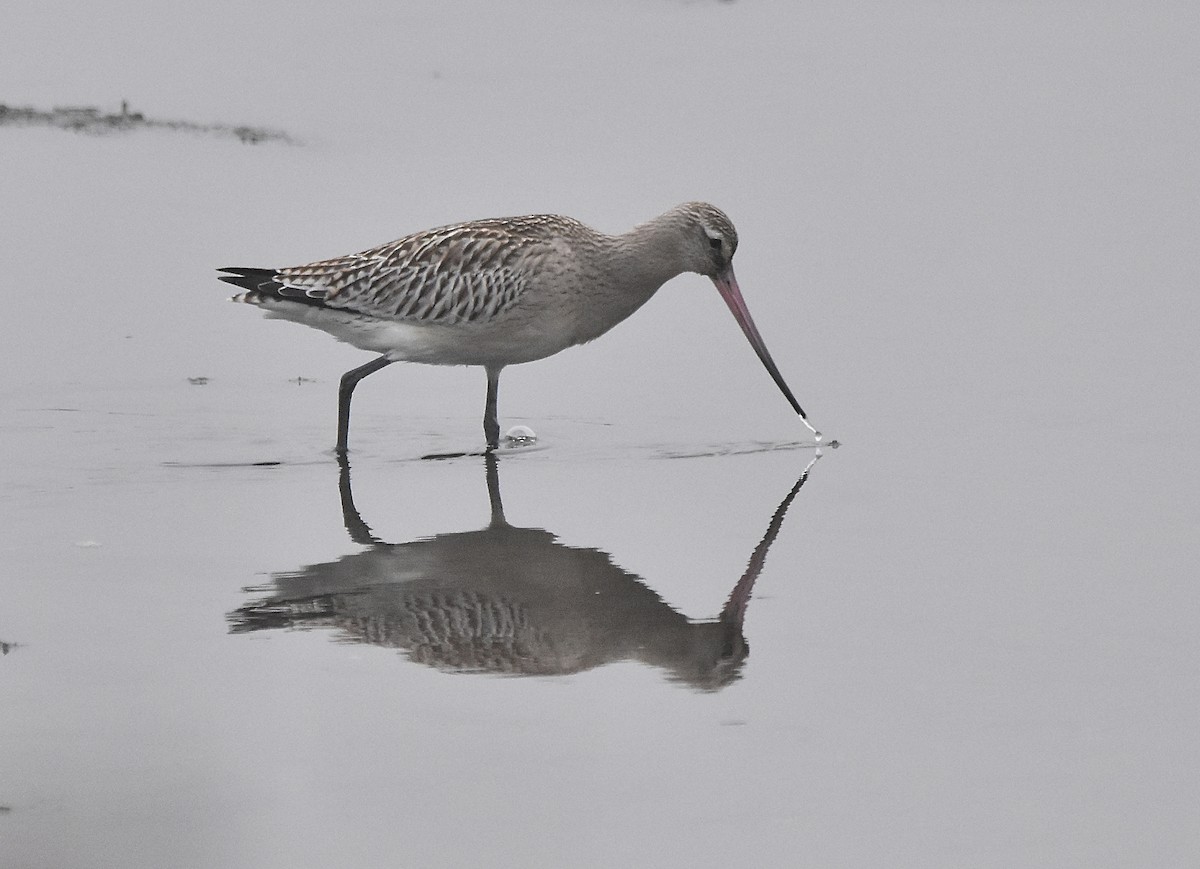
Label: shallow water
xmin=4 ymin=2 xmax=1200 ymax=867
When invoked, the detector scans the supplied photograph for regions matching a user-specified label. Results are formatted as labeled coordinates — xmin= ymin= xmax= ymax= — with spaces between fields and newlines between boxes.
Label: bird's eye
xmin=708 ymin=236 xmax=722 ymax=250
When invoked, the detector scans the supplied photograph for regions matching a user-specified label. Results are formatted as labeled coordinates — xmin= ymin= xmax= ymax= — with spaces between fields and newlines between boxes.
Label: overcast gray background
xmin=2 ymin=2 xmax=1198 ymax=867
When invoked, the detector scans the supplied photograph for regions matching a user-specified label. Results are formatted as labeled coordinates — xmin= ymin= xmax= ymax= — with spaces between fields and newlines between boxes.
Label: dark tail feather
xmin=218 ymin=267 xmax=281 ymax=293
xmin=219 ymin=267 xmax=331 ymax=309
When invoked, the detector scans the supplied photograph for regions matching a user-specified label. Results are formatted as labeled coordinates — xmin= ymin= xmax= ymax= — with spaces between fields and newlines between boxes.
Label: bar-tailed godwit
xmin=219 ymin=202 xmax=819 ymax=453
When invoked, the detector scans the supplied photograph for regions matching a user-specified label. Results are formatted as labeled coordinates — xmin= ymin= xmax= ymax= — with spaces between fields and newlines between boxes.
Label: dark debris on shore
xmin=0 ymin=100 xmax=297 ymax=144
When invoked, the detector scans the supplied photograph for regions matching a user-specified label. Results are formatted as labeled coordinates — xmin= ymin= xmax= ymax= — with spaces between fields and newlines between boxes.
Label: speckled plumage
xmin=273 ymin=215 xmax=574 ymax=325
xmin=219 ymin=202 xmax=814 ymax=452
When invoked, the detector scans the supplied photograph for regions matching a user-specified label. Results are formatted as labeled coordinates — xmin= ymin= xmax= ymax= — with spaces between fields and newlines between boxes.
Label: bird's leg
xmin=484 ymin=366 xmax=502 ymax=449
xmin=337 ymin=356 xmax=393 ymax=455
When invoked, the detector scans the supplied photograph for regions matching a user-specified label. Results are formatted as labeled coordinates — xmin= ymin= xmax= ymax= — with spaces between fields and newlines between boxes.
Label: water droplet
xmin=504 ymin=425 xmax=537 ymax=445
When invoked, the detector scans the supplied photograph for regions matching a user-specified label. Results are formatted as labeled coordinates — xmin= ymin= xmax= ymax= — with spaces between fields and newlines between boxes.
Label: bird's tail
xmin=217 ymin=267 xmax=280 ymax=295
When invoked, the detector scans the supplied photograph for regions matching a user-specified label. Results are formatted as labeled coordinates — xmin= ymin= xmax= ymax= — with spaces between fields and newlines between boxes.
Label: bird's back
xmin=235 ymin=214 xmax=596 ymax=327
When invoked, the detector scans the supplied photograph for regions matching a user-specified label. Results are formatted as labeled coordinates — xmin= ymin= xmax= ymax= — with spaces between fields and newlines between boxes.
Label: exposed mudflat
xmin=0 ymin=101 xmax=294 ymax=143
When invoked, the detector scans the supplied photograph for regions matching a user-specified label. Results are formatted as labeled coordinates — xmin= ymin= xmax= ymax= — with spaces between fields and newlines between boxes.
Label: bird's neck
xmin=562 ymin=212 xmax=692 ymax=345
xmin=608 ymin=212 xmax=690 ymax=297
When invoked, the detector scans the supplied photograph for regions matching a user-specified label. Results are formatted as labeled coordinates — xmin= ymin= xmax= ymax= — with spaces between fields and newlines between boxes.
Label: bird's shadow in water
xmin=228 ymin=452 xmax=819 ymax=691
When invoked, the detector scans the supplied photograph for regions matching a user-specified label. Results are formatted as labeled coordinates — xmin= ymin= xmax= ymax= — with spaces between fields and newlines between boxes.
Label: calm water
xmin=3 ymin=2 xmax=1199 ymax=867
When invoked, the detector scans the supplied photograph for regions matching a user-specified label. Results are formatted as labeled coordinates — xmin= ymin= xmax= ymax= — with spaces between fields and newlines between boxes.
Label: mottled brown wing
xmin=274 ymin=216 xmax=570 ymax=325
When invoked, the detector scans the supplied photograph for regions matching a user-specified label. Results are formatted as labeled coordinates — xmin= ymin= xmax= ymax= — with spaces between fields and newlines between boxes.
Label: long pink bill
xmin=713 ymin=267 xmax=821 ymax=440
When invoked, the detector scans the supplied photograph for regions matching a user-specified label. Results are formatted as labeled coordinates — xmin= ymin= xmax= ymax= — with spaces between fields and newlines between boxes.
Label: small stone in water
xmin=504 ymin=425 xmax=538 ymax=445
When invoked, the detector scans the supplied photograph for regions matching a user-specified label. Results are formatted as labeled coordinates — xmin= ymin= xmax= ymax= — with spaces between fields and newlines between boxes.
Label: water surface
xmin=3 ymin=2 xmax=1199 ymax=867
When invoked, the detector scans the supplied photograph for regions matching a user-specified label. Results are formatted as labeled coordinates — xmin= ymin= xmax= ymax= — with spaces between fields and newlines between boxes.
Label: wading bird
xmin=220 ymin=202 xmax=818 ymax=453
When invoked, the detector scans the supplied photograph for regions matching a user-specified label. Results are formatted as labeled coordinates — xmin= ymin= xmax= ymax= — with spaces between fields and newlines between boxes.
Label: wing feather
xmin=273 ymin=216 xmax=573 ymax=325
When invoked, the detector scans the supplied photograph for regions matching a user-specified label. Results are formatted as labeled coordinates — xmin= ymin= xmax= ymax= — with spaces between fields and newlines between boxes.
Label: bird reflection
xmin=229 ymin=452 xmax=817 ymax=691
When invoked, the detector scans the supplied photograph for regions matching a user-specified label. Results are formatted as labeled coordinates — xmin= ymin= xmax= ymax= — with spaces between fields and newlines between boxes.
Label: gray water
xmin=3 ymin=2 xmax=1199 ymax=867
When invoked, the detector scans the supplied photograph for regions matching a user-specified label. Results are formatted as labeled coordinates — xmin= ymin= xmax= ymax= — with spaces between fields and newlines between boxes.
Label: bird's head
xmin=670 ymin=201 xmax=740 ymax=278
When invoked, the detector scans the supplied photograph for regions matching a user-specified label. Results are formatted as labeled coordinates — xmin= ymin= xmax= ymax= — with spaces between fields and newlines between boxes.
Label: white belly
xmin=241 ymin=295 xmax=577 ymax=367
